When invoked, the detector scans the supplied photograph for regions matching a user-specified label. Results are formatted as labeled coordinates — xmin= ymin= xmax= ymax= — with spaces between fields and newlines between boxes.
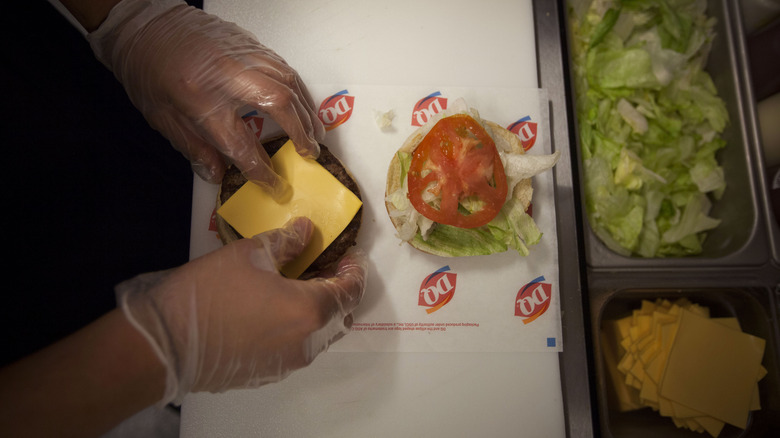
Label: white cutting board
xmin=182 ymin=1 xmax=565 ymax=437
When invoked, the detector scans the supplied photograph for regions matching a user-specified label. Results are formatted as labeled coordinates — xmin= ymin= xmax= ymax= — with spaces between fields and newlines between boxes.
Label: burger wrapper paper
xmin=201 ymin=85 xmax=562 ymax=353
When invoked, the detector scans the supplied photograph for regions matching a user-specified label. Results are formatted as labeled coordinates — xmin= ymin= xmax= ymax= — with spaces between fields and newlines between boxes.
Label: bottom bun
xmin=385 ymin=118 xmax=534 ymax=257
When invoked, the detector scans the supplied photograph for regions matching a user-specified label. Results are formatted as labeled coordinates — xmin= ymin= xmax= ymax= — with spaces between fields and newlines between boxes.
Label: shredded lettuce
xmin=570 ymin=0 xmax=727 ymax=257
xmin=397 ymin=151 xmax=411 ymax=187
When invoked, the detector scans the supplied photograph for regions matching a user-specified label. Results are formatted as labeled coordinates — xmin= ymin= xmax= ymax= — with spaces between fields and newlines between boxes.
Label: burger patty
xmin=217 ymin=136 xmax=362 ymax=278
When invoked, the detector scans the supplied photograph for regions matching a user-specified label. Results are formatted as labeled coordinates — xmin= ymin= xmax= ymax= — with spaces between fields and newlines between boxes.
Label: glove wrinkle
xmin=114 ymin=270 xmax=181 ymax=405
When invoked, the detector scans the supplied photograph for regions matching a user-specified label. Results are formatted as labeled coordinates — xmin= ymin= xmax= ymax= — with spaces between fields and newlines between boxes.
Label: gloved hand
xmin=115 ymin=217 xmax=367 ymax=405
xmin=87 ymin=0 xmax=325 ymax=198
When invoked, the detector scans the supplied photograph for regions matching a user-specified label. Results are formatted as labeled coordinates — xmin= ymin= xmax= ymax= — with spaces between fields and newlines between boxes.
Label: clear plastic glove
xmin=115 ymin=217 xmax=367 ymax=405
xmin=87 ymin=0 xmax=325 ymax=198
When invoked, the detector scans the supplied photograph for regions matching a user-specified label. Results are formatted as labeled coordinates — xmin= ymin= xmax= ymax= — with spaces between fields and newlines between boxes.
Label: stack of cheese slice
xmin=601 ymin=298 xmax=767 ymax=437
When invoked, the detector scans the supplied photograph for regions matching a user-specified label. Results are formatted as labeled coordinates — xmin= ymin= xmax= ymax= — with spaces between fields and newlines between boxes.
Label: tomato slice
xmin=407 ymin=114 xmax=507 ymax=228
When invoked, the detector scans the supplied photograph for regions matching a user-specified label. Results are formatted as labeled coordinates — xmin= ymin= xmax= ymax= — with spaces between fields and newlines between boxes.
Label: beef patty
xmin=215 ymin=136 xmax=362 ymax=279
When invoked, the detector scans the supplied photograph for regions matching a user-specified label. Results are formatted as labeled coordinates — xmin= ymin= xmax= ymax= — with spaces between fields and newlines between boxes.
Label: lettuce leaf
xmin=412 ymin=225 xmax=507 ymax=257
xmin=408 ymin=191 xmax=546 ymax=257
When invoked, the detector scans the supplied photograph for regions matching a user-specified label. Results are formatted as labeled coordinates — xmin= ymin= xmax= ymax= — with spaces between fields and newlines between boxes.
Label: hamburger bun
xmin=385 ymin=114 xmax=537 ymax=257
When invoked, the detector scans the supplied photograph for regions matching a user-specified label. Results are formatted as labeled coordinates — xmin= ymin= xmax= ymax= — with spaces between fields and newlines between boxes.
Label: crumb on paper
xmin=374 ymin=109 xmax=395 ymax=130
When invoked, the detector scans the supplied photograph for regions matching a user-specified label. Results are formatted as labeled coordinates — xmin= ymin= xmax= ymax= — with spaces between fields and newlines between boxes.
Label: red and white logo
xmin=241 ymin=110 xmax=264 ymax=140
xmin=411 ymin=91 xmax=448 ymax=127
xmin=208 ymin=207 xmax=218 ymax=232
xmin=318 ymin=90 xmax=355 ymax=131
xmin=515 ymin=275 xmax=552 ymax=324
xmin=507 ymin=116 xmax=538 ymax=151
xmin=418 ymin=266 xmax=457 ymax=314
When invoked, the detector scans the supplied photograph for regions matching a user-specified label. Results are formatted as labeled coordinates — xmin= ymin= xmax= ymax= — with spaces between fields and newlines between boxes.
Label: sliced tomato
xmin=407 ymin=114 xmax=507 ymax=228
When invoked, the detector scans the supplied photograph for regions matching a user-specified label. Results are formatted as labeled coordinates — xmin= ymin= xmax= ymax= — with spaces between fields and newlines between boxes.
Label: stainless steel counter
xmin=533 ymin=1 xmax=596 ymax=436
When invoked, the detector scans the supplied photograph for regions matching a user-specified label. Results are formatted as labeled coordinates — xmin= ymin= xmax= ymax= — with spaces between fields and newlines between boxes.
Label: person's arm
xmin=0 ymin=218 xmax=367 ymax=436
xmin=0 ymin=309 xmax=165 ymax=437
xmin=59 ymin=0 xmax=123 ymax=32
xmin=71 ymin=0 xmax=325 ymax=199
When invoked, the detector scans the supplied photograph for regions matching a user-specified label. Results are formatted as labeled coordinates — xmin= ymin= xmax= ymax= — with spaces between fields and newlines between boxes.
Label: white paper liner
xmin=238 ymin=84 xmax=563 ymax=353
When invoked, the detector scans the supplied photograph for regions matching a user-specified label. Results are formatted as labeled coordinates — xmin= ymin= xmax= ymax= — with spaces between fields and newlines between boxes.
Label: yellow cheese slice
xmin=659 ymin=309 xmax=766 ymax=429
xmin=600 ymin=321 xmax=643 ymax=412
xmin=629 ymin=358 xmax=646 ymax=382
xmin=620 ymin=336 xmax=633 ymax=354
xmin=217 ymin=140 xmax=362 ymax=278
xmin=685 ymin=417 xmax=704 ymax=433
xmin=688 ymin=303 xmax=710 ymax=318
xmin=617 ymin=349 xmax=635 ymax=374
xmin=711 ymin=318 xmax=764 ymax=411
xmin=713 ymin=317 xmax=740 ymax=330
xmin=615 ymin=316 xmax=633 ymax=340
xmin=658 ymin=396 xmax=675 ymax=417
xmin=750 ymin=365 xmax=767 ymax=411
xmin=757 ymin=365 xmax=768 ymax=381
xmin=645 ymin=313 xmax=679 ymax=383
xmin=695 ymin=415 xmax=725 ymax=438
xmin=639 ymin=377 xmax=658 ymax=403
xmin=672 ymin=400 xmax=705 ymax=418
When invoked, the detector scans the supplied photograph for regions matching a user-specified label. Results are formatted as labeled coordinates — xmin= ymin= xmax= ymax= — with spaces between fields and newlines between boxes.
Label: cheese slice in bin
xmin=601 ymin=298 xmax=766 ymax=437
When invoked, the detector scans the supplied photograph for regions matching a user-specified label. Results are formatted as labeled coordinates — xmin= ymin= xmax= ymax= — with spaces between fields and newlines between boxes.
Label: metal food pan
xmin=563 ymin=0 xmax=773 ymax=269
xmin=590 ymin=287 xmax=780 ymax=437
xmin=732 ymin=0 xmax=780 ymax=267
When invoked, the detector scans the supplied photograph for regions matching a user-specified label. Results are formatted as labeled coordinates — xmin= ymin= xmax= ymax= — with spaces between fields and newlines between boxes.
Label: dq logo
xmin=318 ymin=89 xmax=355 ymax=131
xmin=507 ymin=116 xmax=538 ymax=151
xmin=208 ymin=208 xmax=218 ymax=232
xmin=515 ymin=275 xmax=552 ymax=325
xmin=418 ymin=266 xmax=457 ymax=314
xmin=241 ymin=110 xmax=264 ymax=140
xmin=411 ymin=91 xmax=448 ymax=127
